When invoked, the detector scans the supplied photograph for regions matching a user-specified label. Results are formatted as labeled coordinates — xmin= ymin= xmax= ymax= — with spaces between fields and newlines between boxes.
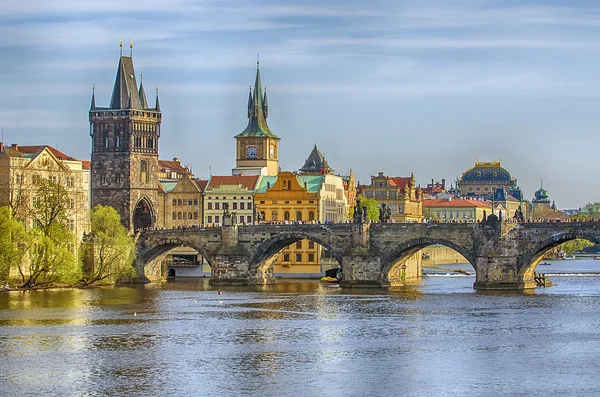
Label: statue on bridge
xmin=354 ymin=199 xmax=363 ymax=224
xmin=514 ymin=206 xmax=525 ymax=222
xmin=379 ymin=203 xmax=391 ymax=223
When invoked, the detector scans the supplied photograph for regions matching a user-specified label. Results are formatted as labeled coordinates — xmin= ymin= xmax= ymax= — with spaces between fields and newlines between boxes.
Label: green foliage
xmin=17 ymin=179 xmax=80 ymax=288
xmin=0 ymin=206 xmax=28 ymax=282
xmin=20 ymin=222 xmax=79 ymax=288
xmin=80 ymin=205 xmax=135 ymax=286
xmin=576 ymin=202 xmax=600 ymax=220
xmin=559 ymin=239 xmax=594 ymax=256
xmin=351 ymin=195 xmax=380 ymax=222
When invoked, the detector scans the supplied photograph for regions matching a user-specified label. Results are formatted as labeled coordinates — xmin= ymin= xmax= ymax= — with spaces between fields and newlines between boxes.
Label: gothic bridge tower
xmin=89 ymin=43 xmax=162 ymax=231
xmin=232 ymin=60 xmax=280 ymax=176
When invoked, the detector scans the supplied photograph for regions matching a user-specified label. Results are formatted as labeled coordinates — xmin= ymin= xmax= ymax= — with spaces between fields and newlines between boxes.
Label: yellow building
xmin=204 ymin=175 xmax=260 ymax=226
xmin=254 ymin=169 xmax=347 ymax=276
xmin=423 ymin=198 xmax=491 ymax=222
xmin=0 ymin=143 xmax=90 ymax=240
xmin=359 ymin=172 xmax=423 ymax=222
xmin=157 ymin=174 xmax=205 ymax=229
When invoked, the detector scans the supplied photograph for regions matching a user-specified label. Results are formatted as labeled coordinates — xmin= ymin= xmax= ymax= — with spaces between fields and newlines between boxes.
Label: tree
xmin=17 ymin=179 xmax=79 ymax=288
xmin=0 ymin=206 xmax=28 ymax=282
xmin=80 ymin=205 xmax=135 ymax=286
xmin=530 ymin=205 xmax=568 ymax=221
xmin=347 ymin=195 xmax=380 ymax=222
xmin=559 ymin=239 xmax=594 ymax=256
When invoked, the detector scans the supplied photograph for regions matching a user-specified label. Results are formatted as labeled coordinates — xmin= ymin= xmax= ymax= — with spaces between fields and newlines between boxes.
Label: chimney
xmin=442 ymin=179 xmax=446 ymax=189
xmin=0 ymin=142 xmax=3 ymax=152
xmin=11 ymin=144 xmax=18 ymax=151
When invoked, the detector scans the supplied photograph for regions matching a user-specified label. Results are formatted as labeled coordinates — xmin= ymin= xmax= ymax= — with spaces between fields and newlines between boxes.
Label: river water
xmin=2 ymin=260 xmax=600 ymax=396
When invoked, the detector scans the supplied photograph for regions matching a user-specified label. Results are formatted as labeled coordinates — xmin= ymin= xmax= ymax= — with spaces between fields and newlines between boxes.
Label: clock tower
xmin=232 ymin=61 xmax=280 ymax=176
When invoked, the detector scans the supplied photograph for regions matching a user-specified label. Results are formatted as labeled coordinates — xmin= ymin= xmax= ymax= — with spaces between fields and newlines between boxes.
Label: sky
xmin=1 ymin=0 xmax=600 ymax=209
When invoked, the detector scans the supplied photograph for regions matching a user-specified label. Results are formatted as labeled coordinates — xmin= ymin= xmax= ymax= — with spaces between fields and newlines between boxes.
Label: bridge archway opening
xmin=141 ymin=241 xmax=213 ymax=281
xmin=250 ymin=234 xmax=342 ymax=282
xmin=518 ymin=234 xmax=600 ymax=286
xmin=383 ymin=240 xmax=475 ymax=287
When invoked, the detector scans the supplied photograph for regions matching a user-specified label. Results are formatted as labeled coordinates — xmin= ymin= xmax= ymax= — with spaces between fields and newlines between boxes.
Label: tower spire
xmin=247 ymin=86 xmax=252 ymax=118
xmin=90 ymin=84 xmax=96 ymax=110
xmin=155 ymin=87 xmax=161 ymax=112
xmin=120 ymin=39 xmax=123 ymax=56
xmin=139 ymin=68 xmax=148 ymax=109
xmin=262 ymin=86 xmax=268 ymax=118
xmin=130 ymin=40 xmax=133 ymax=57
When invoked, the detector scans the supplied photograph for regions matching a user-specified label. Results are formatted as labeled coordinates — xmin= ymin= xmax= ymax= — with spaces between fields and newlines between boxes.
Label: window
xmin=215 ymin=215 xmax=220 ymax=223
xmin=308 ymin=241 xmax=315 ymax=249
xmin=233 ymin=202 xmax=238 ymax=210
xmin=116 ymin=174 xmax=121 ymax=184
xmin=67 ymin=219 xmax=75 ymax=231
xmin=51 ymin=176 xmax=58 ymax=184
xmin=240 ymin=203 xmax=245 ymax=210
xmin=283 ymin=253 xmax=290 ymax=262
xmin=116 ymin=136 xmax=120 ymax=148
xmin=183 ymin=199 xmax=187 ymax=206
xmin=296 ymin=211 xmax=302 ymax=221
xmin=309 ymin=211 xmax=315 ymax=221
xmin=172 ymin=212 xmax=176 ymax=220
xmin=140 ymin=160 xmax=148 ymax=183
xmin=247 ymin=215 xmax=252 ymax=223
xmin=271 ymin=211 xmax=277 ymax=221
xmin=207 ymin=216 xmax=212 ymax=223
xmin=178 ymin=212 xmax=182 ymax=219
xmin=284 ymin=211 xmax=290 ymax=221
xmin=194 ymin=212 xmax=198 ymax=219
xmin=308 ymin=253 xmax=315 ymax=262
xmin=296 ymin=241 xmax=302 ymax=249
xmin=297 ymin=201 xmax=302 ymax=204
xmin=215 ymin=203 xmax=220 ymax=210
xmin=194 ymin=200 xmax=198 ymax=205
xmin=296 ymin=254 xmax=302 ymax=262
xmin=100 ymin=174 xmax=107 ymax=184
xmin=178 ymin=199 xmax=183 ymax=206
xmin=183 ymin=212 xmax=187 ymax=219
xmin=239 ymin=216 xmax=244 ymax=224
xmin=173 ymin=199 xmax=177 ymax=206
xmin=188 ymin=200 xmax=193 ymax=205
xmin=68 ymin=198 xmax=75 ymax=209
xmin=208 ymin=202 xmax=212 ymax=210
xmin=247 ymin=203 xmax=252 ymax=210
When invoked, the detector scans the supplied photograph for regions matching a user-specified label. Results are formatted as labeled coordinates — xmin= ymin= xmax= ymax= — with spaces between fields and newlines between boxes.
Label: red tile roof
xmin=423 ymin=199 xmax=492 ymax=208
xmin=158 ymin=159 xmax=192 ymax=176
xmin=17 ymin=145 xmax=78 ymax=161
xmin=194 ymin=179 xmax=209 ymax=191
xmin=390 ymin=177 xmax=411 ymax=193
xmin=81 ymin=160 xmax=91 ymax=170
xmin=207 ymin=175 xmax=259 ymax=190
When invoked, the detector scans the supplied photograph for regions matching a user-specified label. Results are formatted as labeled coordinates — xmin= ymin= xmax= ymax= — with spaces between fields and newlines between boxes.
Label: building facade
xmin=203 ymin=176 xmax=259 ymax=226
xmin=89 ymin=50 xmax=162 ymax=231
xmin=0 ymin=144 xmax=90 ymax=240
xmin=232 ymin=62 xmax=280 ymax=176
xmin=359 ymin=172 xmax=423 ymax=222
xmin=458 ymin=160 xmax=519 ymax=198
xmin=423 ymin=198 xmax=491 ymax=222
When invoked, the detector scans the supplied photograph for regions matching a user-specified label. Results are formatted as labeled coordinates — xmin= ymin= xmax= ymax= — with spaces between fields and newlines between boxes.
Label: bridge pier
xmin=472 ymin=257 xmax=531 ymax=290
xmin=339 ymin=252 xmax=384 ymax=288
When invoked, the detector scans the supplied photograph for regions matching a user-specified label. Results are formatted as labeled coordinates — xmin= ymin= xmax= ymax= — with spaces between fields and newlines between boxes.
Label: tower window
xmin=116 ymin=136 xmax=121 ymax=148
xmin=140 ymin=160 xmax=148 ymax=183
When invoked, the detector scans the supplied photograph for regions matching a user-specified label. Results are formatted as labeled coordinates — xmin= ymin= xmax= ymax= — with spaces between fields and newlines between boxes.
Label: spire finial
xmin=257 ymin=53 xmax=260 ymax=69
xmin=140 ymin=68 xmax=144 ymax=82
xmin=120 ymin=38 xmax=123 ymax=56
xmin=130 ymin=40 xmax=133 ymax=57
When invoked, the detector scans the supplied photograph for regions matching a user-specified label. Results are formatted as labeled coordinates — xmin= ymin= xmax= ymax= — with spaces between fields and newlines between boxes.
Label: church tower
xmin=232 ymin=60 xmax=280 ymax=176
xmin=89 ymin=42 xmax=162 ymax=231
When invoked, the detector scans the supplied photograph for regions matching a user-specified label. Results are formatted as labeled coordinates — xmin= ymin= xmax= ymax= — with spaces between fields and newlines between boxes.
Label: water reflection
xmin=2 ymin=276 xmax=600 ymax=396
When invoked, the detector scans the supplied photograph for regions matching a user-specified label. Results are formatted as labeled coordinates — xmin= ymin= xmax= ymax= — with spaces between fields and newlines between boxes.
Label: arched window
xmin=282 ymin=180 xmax=288 ymax=190
xmin=140 ymin=160 xmax=148 ymax=183
xmin=272 ymin=211 xmax=278 ymax=221
xmin=309 ymin=211 xmax=315 ymax=221
xmin=296 ymin=211 xmax=302 ymax=221
xmin=284 ymin=211 xmax=290 ymax=221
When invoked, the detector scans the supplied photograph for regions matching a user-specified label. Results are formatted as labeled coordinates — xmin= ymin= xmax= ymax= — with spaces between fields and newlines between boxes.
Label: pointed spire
xmin=247 ymin=86 xmax=252 ymax=118
xmin=90 ymin=84 xmax=96 ymax=110
xmin=110 ymin=55 xmax=142 ymax=109
xmin=262 ymin=86 xmax=269 ymax=118
xmin=120 ymin=39 xmax=123 ymax=56
xmin=235 ymin=60 xmax=278 ymax=139
xmin=155 ymin=87 xmax=161 ymax=112
xmin=139 ymin=69 xmax=148 ymax=109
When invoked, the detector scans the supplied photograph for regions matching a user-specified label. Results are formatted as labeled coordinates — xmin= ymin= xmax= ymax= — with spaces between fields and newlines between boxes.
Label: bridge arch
xmin=138 ymin=236 xmax=214 ymax=281
xmin=517 ymin=232 xmax=600 ymax=278
xmin=381 ymin=237 xmax=475 ymax=284
xmin=248 ymin=231 xmax=343 ymax=275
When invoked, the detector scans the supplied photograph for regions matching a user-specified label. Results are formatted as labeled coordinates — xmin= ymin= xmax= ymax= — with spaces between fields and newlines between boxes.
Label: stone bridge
xmin=134 ymin=220 xmax=600 ymax=290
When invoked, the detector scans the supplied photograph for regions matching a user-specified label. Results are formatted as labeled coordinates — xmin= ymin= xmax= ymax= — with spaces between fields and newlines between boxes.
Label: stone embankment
xmin=420 ymin=245 xmax=469 ymax=267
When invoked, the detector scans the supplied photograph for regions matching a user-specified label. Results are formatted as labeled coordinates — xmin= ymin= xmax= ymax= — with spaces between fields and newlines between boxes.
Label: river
xmin=2 ymin=259 xmax=600 ymax=396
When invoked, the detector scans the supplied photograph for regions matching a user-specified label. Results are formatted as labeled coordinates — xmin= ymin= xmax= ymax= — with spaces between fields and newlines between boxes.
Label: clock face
xmin=246 ymin=146 xmax=258 ymax=158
